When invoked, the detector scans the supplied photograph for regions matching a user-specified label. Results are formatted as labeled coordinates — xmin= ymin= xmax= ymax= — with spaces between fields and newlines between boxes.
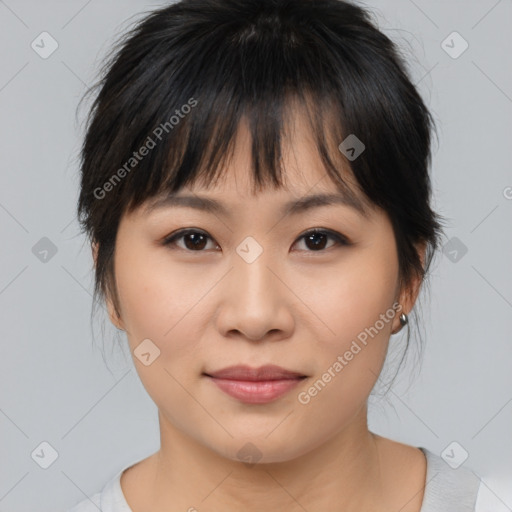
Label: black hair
xmin=76 ymin=0 xmax=446 ymax=385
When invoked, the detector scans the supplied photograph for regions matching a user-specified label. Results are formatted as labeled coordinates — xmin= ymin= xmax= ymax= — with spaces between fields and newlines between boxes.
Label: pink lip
xmin=204 ymin=365 xmax=307 ymax=404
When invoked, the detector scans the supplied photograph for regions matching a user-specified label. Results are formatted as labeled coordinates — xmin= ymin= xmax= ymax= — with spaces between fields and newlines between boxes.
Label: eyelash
xmin=161 ymin=228 xmax=351 ymax=253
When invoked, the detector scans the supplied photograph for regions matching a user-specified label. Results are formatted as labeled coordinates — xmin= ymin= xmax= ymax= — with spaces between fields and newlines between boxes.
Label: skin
xmin=93 ymin=114 xmax=427 ymax=512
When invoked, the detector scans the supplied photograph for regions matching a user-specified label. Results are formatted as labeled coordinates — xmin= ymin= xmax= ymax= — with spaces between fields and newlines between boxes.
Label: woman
xmin=69 ymin=0 xmax=484 ymax=510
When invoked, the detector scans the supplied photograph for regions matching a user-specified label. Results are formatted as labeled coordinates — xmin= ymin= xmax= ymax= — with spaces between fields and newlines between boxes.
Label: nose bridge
xmin=215 ymin=236 xmax=293 ymax=340
xmin=232 ymin=236 xmax=278 ymax=309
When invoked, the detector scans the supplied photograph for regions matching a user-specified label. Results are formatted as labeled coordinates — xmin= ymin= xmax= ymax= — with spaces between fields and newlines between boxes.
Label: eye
xmin=162 ymin=228 xmax=350 ymax=253
xmin=162 ymin=229 xmax=219 ymax=251
xmin=293 ymin=229 xmax=350 ymax=252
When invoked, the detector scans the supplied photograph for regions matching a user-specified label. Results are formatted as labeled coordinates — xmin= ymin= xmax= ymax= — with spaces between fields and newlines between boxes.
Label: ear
xmin=105 ymin=292 xmax=125 ymax=331
xmin=91 ymin=241 xmax=125 ymax=331
xmin=392 ymin=241 xmax=427 ymax=333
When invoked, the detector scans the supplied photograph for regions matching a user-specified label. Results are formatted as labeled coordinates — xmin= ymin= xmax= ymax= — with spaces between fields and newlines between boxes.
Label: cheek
xmin=113 ymin=248 xmax=214 ymax=425
xmin=306 ymin=247 xmax=397 ymax=335
xmin=297 ymin=244 xmax=398 ymax=391
xmin=114 ymin=245 xmax=211 ymax=361
xmin=294 ymin=277 xmax=396 ymax=434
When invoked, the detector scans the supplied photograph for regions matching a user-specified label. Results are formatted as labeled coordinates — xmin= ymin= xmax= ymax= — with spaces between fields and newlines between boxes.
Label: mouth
xmin=203 ymin=364 xmax=308 ymax=404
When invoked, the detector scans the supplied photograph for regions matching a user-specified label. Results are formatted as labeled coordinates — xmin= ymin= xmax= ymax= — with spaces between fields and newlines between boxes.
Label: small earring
xmin=391 ymin=312 xmax=408 ymax=334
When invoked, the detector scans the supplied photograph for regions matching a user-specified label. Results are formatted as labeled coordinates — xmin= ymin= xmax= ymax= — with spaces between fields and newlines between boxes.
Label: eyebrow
xmin=144 ymin=191 xmax=370 ymax=218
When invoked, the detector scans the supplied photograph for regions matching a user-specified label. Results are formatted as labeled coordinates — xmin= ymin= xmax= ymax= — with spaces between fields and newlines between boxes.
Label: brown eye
xmin=293 ymin=229 xmax=349 ymax=252
xmin=162 ymin=228 xmax=350 ymax=253
xmin=163 ymin=229 xmax=218 ymax=251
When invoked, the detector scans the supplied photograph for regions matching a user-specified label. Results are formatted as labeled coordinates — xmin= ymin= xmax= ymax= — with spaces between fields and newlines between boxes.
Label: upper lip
xmin=204 ymin=364 xmax=307 ymax=381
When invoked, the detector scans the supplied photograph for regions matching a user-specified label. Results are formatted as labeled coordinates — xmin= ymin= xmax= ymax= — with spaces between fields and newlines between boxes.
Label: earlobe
xmin=417 ymin=241 xmax=427 ymax=272
xmin=92 ymin=241 xmax=124 ymax=331
xmin=106 ymin=296 xmax=124 ymax=331
xmin=390 ymin=295 xmax=411 ymax=334
xmin=391 ymin=283 xmax=417 ymax=334
xmin=390 ymin=308 xmax=408 ymax=335
xmin=92 ymin=241 xmax=99 ymax=267
xmin=391 ymin=242 xmax=426 ymax=334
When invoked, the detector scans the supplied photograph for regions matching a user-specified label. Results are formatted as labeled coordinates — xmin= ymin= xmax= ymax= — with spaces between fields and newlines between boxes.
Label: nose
xmin=215 ymin=249 xmax=295 ymax=342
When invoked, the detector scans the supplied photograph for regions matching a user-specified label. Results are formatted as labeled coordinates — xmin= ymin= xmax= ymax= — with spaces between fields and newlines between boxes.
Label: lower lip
xmin=206 ymin=376 xmax=304 ymax=404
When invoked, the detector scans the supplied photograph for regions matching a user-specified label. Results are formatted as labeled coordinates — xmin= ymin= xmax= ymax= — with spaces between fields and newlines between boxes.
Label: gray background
xmin=0 ymin=1 xmax=511 ymax=511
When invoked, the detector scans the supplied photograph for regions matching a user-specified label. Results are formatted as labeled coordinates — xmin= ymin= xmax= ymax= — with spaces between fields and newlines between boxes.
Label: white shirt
xmin=66 ymin=447 xmax=497 ymax=511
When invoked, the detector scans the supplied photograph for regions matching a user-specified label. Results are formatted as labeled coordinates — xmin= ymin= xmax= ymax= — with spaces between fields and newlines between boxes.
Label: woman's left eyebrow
xmin=282 ymin=193 xmax=370 ymax=218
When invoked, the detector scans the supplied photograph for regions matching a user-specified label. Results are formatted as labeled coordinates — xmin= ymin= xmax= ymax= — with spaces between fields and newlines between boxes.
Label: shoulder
xmin=372 ymin=435 xmax=484 ymax=512
xmin=65 ymin=468 xmax=130 ymax=512
xmin=419 ymin=447 xmax=482 ymax=512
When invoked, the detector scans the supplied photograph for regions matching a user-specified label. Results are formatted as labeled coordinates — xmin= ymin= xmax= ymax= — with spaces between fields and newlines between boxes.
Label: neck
xmin=146 ymin=405 xmax=385 ymax=511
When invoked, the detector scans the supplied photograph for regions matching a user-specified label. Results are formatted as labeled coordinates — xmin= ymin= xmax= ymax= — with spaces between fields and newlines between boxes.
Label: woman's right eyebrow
xmin=144 ymin=194 xmax=230 ymax=217
xmin=143 ymin=191 xmax=370 ymax=219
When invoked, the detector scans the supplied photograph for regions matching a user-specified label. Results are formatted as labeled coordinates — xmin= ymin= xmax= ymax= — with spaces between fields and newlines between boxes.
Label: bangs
xmin=79 ymin=2 xmax=403 ymax=231
xmin=78 ymin=0 xmax=441 ymax=321
xmin=131 ymin=89 xmax=371 ymax=217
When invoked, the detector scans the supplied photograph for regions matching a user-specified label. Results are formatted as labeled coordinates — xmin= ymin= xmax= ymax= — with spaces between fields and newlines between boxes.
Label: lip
xmin=205 ymin=364 xmax=306 ymax=381
xmin=203 ymin=365 xmax=307 ymax=404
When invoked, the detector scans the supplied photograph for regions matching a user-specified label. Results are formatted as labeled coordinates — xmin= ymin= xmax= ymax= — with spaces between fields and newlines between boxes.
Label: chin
xmin=210 ymin=435 xmax=313 ymax=466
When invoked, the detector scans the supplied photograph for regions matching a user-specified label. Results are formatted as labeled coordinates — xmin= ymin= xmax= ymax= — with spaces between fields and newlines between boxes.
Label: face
xmin=100 ymin=116 xmax=422 ymax=464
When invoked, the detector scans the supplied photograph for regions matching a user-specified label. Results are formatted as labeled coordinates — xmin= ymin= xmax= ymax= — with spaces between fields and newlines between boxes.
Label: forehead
xmin=145 ymin=111 xmax=373 ymax=215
